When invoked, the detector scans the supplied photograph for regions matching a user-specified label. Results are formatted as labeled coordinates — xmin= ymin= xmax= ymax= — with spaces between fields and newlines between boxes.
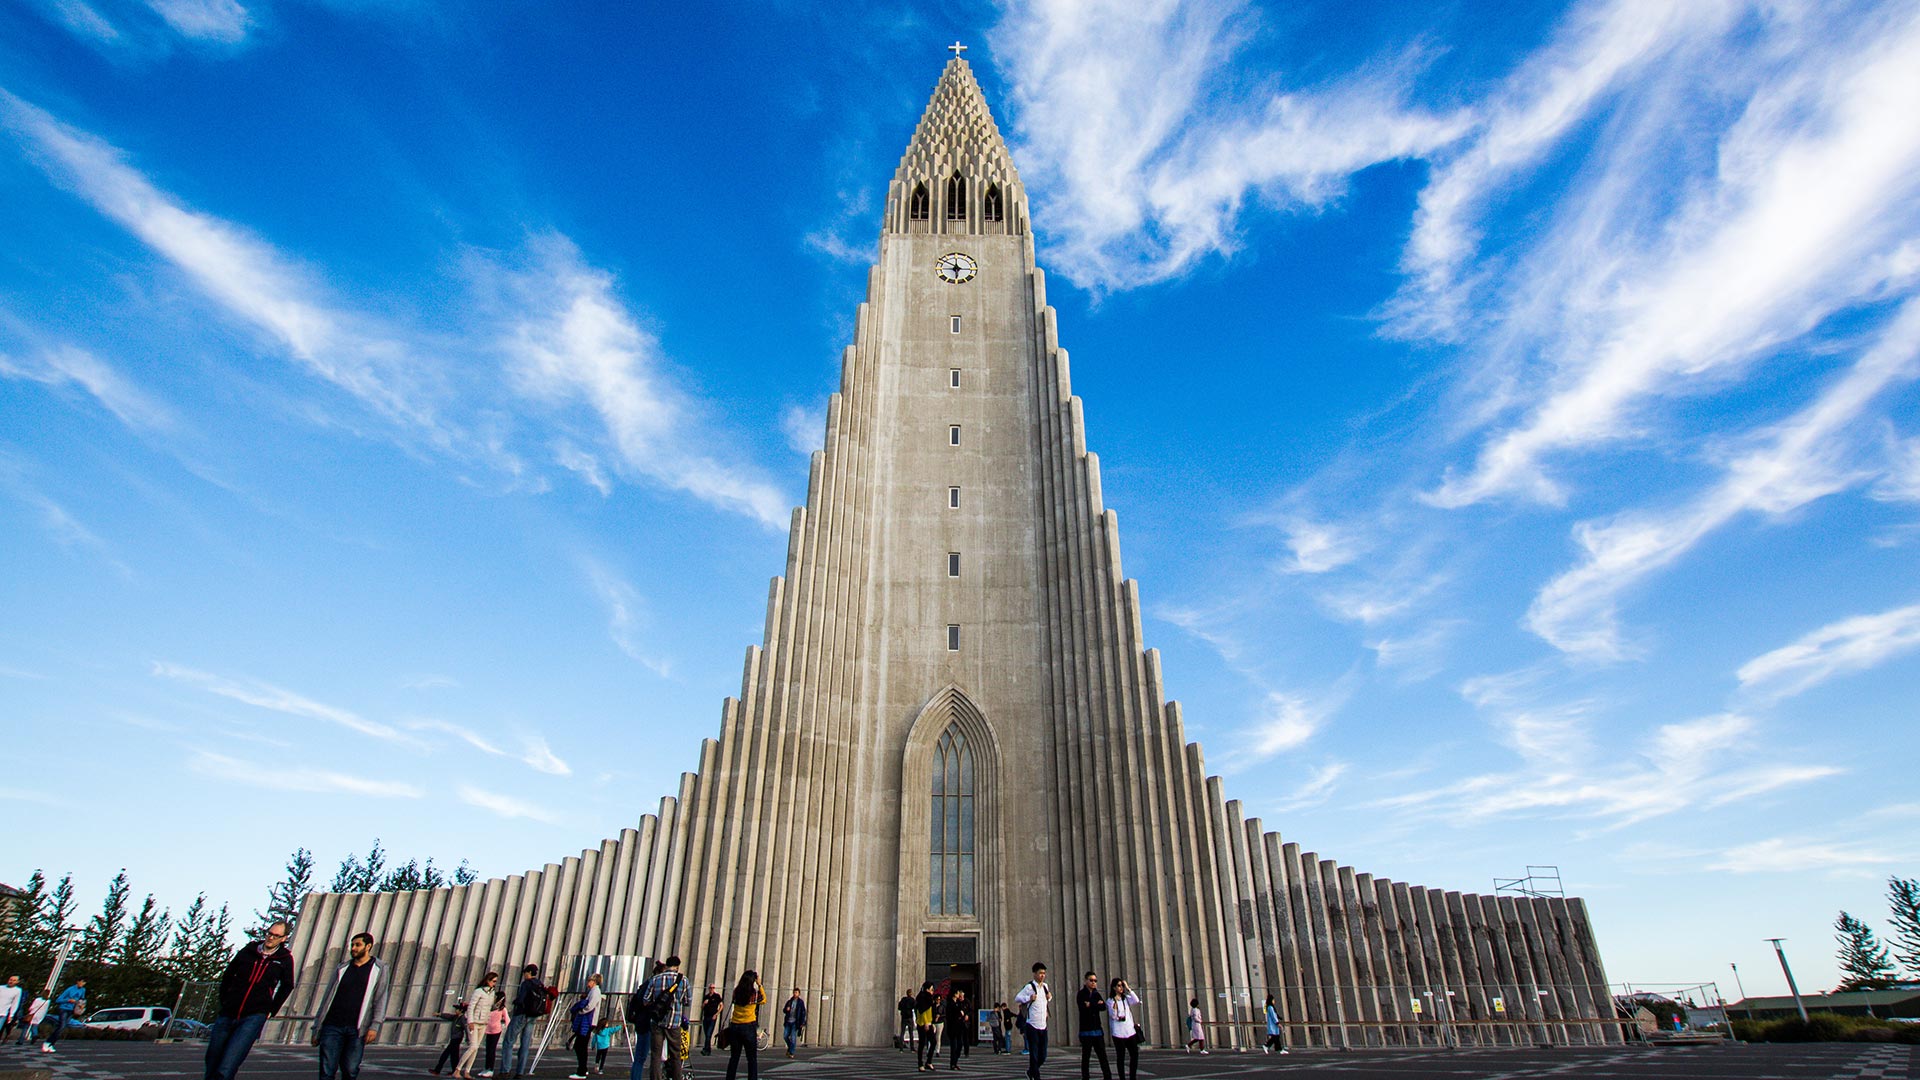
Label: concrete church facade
xmin=281 ymin=57 xmax=1618 ymax=1049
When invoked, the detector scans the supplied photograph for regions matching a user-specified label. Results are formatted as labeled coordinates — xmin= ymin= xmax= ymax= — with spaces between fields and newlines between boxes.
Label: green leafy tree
xmin=1888 ymin=876 xmax=1920 ymax=979
xmin=1834 ymin=910 xmax=1897 ymax=990
xmin=44 ymin=872 xmax=78 ymax=950
xmin=75 ymin=868 xmax=130 ymax=962
xmin=194 ymin=903 xmax=235 ymax=980
xmin=330 ymin=840 xmax=387 ymax=894
xmin=117 ymin=894 xmax=171 ymax=968
xmin=2 ymin=870 xmax=48 ymax=957
xmin=252 ymin=848 xmax=314 ymax=937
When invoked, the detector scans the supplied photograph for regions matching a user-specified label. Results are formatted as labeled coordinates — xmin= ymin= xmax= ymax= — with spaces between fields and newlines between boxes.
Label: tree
xmin=117 ymin=894 xmax=171 ymax=969
xmin=1888 ymin=876 xmax=1920 ymax=979
xmin=45 ymin=872 xmax=78 ymax=949
xmin=253 ymin=848 xmax=314 ymax=937
xmin=167 ymin=894 xmax=211 ymax=977
xmin=1834 ymin=910 xmax=1897 ymax=990
xmin=76 ymin=869 xmax=130 ymax=962
xmin=194 ymin=903 xmax=235 ymax=980
xmin=330 ymin=840 xmax=387 ymax=894
xmin=2 ymin=870 xmax=48 ymax=957
xmin=454 ymin=860 xmax=477 ymax=887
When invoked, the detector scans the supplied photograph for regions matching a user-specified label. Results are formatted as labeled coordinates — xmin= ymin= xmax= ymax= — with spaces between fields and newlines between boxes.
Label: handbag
xmin=716 ymin=1026 xmax=732 ymax=1050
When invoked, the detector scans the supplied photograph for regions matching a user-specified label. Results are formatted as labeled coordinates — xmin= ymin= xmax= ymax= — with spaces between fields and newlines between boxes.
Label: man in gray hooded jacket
xmin=310 ymin=932 xmax=390 ymax=1080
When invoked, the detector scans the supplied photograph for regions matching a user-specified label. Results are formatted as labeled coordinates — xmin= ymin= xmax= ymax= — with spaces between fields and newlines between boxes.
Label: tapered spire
xmin=885 ymin=57 xmax=1029 ymax=235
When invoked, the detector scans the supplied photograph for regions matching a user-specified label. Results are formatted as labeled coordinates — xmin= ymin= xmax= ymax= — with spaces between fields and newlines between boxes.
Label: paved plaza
xmin=0 ymin=1041 xmax=1911 ymax=1080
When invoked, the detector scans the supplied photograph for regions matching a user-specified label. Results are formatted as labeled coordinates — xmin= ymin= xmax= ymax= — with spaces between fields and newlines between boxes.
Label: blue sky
xmin=4 ymin=0 xmax=1918 ymax=1001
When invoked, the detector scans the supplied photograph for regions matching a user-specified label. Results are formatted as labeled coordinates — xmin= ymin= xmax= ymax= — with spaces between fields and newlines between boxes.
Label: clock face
xmin=935 ymin=252 xmax=978 ymax=284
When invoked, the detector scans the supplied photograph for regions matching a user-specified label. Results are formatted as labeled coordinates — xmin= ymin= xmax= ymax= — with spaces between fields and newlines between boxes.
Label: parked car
xmin=85 ymin=1006 xmax=172 ymax=1031
xmin=166 ymin=1017 xmax=211 ymax=1038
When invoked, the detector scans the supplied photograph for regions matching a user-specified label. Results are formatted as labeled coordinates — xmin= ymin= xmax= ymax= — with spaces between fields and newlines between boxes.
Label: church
xmin=277 ymin=53 xmax=1618 ymax=1050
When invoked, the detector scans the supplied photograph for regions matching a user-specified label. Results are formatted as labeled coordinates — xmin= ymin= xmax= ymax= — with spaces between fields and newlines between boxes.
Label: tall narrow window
xmin=983 ymin=184 xmax=1003 ymax=223
xmin=948 ymin=552 xmax=961 ymax=578
xmin=946 ymin=624 xmax=961 ymax=651
xmin=930 ymin=726 xmax=975 ymax=915
xmin=949 ymin=368 xmax=961 ymax=388
xmin=948 ymin=486 xmax=960 ymax=509
xmin=950 ymin=315 xmax=961 ymax=334
xmin=949 ymin=425 xmax=961 ymax=446
xmin=909 ymin=182 xmax=930 ymax=221
xmin=946 ymin=173 xmax=967 ymax=220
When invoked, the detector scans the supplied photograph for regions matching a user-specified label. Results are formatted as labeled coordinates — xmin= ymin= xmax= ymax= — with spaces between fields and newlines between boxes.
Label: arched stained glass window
xmin=929 ymin=726 xmax=975 ymax=915
xmin=946 ymin=173 xmax=967 ymax=220
xmin=909 ymin=182 xmax=930 ymax=221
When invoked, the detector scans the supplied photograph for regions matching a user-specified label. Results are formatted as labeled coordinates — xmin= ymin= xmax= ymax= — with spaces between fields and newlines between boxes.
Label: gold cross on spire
xmin=947 ymin=41 xmax=968 ymax=57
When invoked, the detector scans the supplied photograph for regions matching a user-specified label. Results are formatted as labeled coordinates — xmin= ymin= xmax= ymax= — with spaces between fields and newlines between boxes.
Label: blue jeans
xmin=503 ymin=1014 xmax=535 ymax=1075
xmin=205 ymin=1013 xmax=269 ymax=1080
xmin=632 ymin=1023 xmax=653 ymax=1076
xmin=316 ymin=1024 xmax=364 ymax=1080
xmin=784 ymin=1023 xmax=800 ymax=1054
xmin=45 ymin=1010 xmax=74 ymax=1046
xmin=1025 ymin=1027 xmax=1048 ymax=1080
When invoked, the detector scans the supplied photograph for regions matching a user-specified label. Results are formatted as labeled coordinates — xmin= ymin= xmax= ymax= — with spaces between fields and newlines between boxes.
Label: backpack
xmin=626 ymin=989 xmax=653 ymax=1028
xmin=538 ymin=984 xmax=558 ymax=1017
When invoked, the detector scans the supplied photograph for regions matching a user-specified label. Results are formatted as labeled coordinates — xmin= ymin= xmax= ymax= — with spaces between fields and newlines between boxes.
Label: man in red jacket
xmin=205 ymin=921 xmax=297 ymax=1080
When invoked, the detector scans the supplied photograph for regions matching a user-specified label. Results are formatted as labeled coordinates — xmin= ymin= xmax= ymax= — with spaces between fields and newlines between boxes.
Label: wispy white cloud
xmin=1271 ymin=761 xmax=1348 ymax=812
xmin=191 ymin=750 xmax=422 ymax=798
xmin=1708 ymin=836 xmax=1903 ymax=874
xmin=781 ymin=403 xmax=825 ymax=457
xmin=1366 ymin=619 xmax=1461 ymax=681
xmin=1428 ymin=4 xmax=1920 ymax=507
xmin=0 ymin=91 xmax=451 ymax=441
xmin=151 ymin=660 xmax=415 ymax=744
xmin=1 ymin=344 xmax=176 ymax=431
xmin=519 ymin=735 xmax=571 ymax=777
xmin=44 ymin=0 xmax=121 ymax=43
xmin=458 ymin=784 xmax=561 ymax=824
xmin=145 ymin=0 xmax=249 ymax=42
xmin=1525 ymin=296 xmax=1920 ymax=658
xmin=554 ymin=441 xmax=612 ymax=496
xmin=579 ymin=556 xmax=671 ymax=677
xmin=405 ymin=717 xmax=506 ymax=757
xmin=1383 ymin=673 xmax=1840 ymax=827
xmin=0 ymin=454 xmax=132 ymax=577
xmin=1277 ymin=519 xmax=1359 ymax=574
xmin=1736 ymin=603 xmax=1920 ymax=702
xmin=1220 ymin=686 xmax=1345 ymax=769
xmin=399 ymin=673 xmax=460 ymax=691
xmin=493 ymin=235 xmax=788 ymax=525
xmin=991 ymin=0 xmax=1468 ymax=290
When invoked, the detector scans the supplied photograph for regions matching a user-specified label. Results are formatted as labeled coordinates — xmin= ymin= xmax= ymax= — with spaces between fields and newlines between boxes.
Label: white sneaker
xmin=1199 ymin=1049 xmax=1210 ymax=1055
xmin=42 ymin=1044 xmax=54 ymax=1053
xmin=569 ymin=1073 xmax=589 ymax=1079
xmin=1278 ymin=1048 xmax=1290 ymax=1054
xmin=1261 ymin=1047 xmax=1270 ymax=1054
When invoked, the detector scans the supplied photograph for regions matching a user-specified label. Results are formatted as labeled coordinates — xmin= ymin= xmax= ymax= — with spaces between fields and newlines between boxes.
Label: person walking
xmin=567 ymin=972 xmax=604 ymax=1080
xmin=1105 ymin=980 xmax=1142 ymax=1080
xmin=722 ymin=970 xmax=764 ymax=1080
xmin=700 ymin=984 xmax=723 ymax=1055
xmin=638 ymin=954 xmax=692 ymax=1080
xmin=431 ymin=1002 xmax=466 ymax=1076
xmin=1074 ymin=973 xmax=1110 ymax=1080
xmin=457 ymin=972 xmax=500 ymax=1078
xmin=1184 ymin=998 xmax=1207 ymax=1054
xmin=897 ymin=990 xmax=916 ymax=1052
xmin=1261 ymin=994 xmax=1288 ymax=1055
xmin=503 ymin=963 xmax=551 ymax=1079
xmin=944 ymin=988 xmax=975 ymax=1070
xmin=987 ymin=1001 xmax=1005 ymax=1054
xmin=1003 ymin=1002 xmax=1021 ymax=1055
xmin=15 ymin=993 xmax=48 ymax=1046
xmin=781 ymin=988 xmax=807 ymax=1058
xmin=0 ymin=975 xmax=21 ymax=1043
xmin=483 ymin=990 xmax=509 ymax=1077
xmin=205 ymin=921 xmax=296 ymax=1079
xmin=1012 ymin=963 xmax=1052 ymax=1080
xmin=593 ymin=1019 xmax=617 ymax=1075
xmin=42 ymin=977 xmax=85 ymax=1053
xmin=627 ymin=960 xmax=664 ymax=1076
xmin=913 ymin=982 xmax=940 ymax=1072
xmin=309 ymin=931 xmax=390 ymax=1080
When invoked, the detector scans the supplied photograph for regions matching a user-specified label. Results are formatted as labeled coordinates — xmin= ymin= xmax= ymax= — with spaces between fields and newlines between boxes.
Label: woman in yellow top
xmin=723 ymin=970 xmax=764 ymax=1080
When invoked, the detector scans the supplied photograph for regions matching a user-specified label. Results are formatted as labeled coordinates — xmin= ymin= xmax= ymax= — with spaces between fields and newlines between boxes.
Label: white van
xmin=84 ymin=1006 xmax=172 ymax=1031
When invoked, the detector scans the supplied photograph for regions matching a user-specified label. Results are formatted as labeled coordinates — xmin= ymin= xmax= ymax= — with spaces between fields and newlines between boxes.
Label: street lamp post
xmin=1764 ymin=939 xmax=1808 ymax=1022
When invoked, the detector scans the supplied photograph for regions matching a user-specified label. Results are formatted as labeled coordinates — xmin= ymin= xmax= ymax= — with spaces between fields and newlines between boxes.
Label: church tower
xmin=281 ymin=56 xmax=1618 ymax=1050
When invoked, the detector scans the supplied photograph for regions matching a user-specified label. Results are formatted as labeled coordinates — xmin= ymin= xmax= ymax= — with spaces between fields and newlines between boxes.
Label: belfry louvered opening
xmin=946 ymin=173 xmax=967 ymax=220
